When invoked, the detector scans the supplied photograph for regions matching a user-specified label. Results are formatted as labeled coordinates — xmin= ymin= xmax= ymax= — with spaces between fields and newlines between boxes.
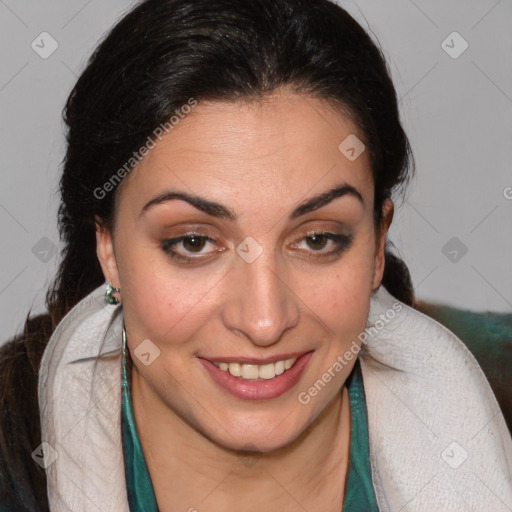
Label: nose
xmin=221 ymin=246 xmax=300 ymax=347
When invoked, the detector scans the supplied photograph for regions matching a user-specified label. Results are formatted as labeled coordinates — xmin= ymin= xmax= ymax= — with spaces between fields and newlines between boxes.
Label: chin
xmin=198 ymin=407 xmax=314 ymax=455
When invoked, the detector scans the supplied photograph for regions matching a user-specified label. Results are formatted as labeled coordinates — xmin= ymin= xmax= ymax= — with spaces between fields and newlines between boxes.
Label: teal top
xmin=120 ymin=334 xmax=379 ymax=511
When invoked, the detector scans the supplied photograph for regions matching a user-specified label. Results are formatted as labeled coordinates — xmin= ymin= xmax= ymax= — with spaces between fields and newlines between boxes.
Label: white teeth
xmin=284 ymin=358 xmax=295 ymax=370
xmin=274 ymin=360 xmax=285 ymax=376
xmin=229 ymin=362 xmax=242 ymax=377
xmin=241 ymin=364 xmax=259 ymax=380
xmin=258 ymin=363 xmax=275 ymax=380
xmin=213 ymin=357 xmax=298 ymax=380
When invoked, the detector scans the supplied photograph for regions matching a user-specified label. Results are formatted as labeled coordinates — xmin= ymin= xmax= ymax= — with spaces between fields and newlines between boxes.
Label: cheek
xmin=312 ymin=248 xmax=374 ymax=333
xmin=318 ymin=279 xmax=371 ymax=347
xmin=113 ymin=236 xmax=180 ymax=335
xmin=116 ymin=237 xmax=223 ymax=345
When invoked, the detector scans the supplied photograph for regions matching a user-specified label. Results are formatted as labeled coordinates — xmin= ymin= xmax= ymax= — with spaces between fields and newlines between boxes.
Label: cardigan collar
xmin=38 ymin=283 xmax=512 ymax=511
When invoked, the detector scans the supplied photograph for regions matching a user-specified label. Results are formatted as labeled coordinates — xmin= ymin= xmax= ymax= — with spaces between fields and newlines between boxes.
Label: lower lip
xmin=198 ymin=352 xmax=313 ymax=401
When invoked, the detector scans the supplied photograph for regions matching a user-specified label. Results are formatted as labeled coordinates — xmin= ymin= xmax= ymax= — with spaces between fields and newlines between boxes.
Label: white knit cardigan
xmin=38 ymin=283 xmax=512 ymax=511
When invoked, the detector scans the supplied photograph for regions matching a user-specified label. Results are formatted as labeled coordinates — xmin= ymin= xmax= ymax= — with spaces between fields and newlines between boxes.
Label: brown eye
xmin=292 ymin=231 xmax=354 ymax=259
xmin=161 ymin=233 xmax=220 ymax=263
xmin=182 ymin=235 xmax=207 ymax=252
xmin=305 ymin=233 xmax=329 ymax=251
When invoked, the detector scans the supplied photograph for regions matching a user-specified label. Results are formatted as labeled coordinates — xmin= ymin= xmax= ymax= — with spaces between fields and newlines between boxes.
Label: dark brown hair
xmin=0 ymin=0 xmax=415 ymax=508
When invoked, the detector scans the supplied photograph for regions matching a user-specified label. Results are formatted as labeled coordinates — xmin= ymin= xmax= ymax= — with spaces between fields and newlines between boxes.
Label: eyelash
xmin=160 ymin=231 xmax=354 ymax=265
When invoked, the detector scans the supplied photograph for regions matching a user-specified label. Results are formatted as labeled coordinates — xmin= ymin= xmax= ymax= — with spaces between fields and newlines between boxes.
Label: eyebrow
xmin=139 ymin=182 xmax=364 ymax=221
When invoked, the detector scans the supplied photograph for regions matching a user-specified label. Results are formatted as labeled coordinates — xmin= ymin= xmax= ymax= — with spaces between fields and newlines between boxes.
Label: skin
xmin=96 ymin=86 xmax=393 ymax=511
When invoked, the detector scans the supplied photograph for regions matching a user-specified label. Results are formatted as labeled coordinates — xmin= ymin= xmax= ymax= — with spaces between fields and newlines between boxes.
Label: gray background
xmin=1 ymin=0 xmax=511 ymax=344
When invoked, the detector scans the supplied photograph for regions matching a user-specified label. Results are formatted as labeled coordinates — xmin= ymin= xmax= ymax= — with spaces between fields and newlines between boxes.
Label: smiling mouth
xmin=199 ymin=351 xmax=314 ymax=400
xmin=211 ymin=358 xmax=298 ymax=380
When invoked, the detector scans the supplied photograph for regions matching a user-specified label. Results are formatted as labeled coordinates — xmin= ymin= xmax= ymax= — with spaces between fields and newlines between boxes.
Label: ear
xmin=372 ymin=198 xmax=394 ymax=290
xmin=95 ymin=215 xmax=120 ymax=289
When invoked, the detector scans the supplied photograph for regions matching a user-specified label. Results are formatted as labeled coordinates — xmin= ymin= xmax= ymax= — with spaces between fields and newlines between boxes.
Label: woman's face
xmin=97 ymin=87 xmax=393 ymax=452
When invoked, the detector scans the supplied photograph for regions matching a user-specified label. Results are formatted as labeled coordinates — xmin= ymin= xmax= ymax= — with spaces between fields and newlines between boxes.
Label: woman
xmin=1 ymin=0 xmax=511 ymax=510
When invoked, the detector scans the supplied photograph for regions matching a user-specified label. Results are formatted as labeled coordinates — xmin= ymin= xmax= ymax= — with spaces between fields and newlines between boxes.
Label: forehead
xmin=118 ymin=88 xmax=373 ymax=213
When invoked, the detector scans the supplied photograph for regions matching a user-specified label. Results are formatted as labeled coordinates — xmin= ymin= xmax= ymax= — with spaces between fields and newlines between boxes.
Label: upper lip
xmin=199 ymin=350 xmax=313 ymax=365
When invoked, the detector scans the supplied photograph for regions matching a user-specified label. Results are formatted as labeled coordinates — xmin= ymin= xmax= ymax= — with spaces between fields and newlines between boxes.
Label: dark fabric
xmin=343 ymin=358 xmax=379 ymax=511
xmin=0 ymin=328 xmax=50 ymax=512
xmin=121 ymin=337 xmax=159 ymax=511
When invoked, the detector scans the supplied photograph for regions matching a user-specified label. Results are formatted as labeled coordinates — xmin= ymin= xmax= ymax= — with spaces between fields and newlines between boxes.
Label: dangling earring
xmin=121 ymin=323 xmax=130 ymax=391
xmin=105 ymin=281 xmax=121 ymax=305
